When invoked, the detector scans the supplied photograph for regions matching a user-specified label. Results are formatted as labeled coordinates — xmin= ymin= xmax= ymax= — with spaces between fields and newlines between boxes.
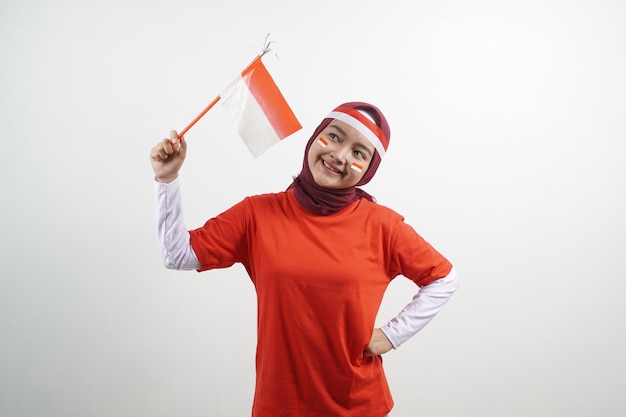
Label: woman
xmin=150 ymin=102 xmax=459 ymax=417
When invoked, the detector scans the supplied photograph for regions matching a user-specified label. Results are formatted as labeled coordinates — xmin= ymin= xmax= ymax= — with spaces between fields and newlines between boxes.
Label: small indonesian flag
xmin=317 ymin=137 xmax=329 ymax=148
xmin=351 ymin=162 xmax=363 ymax=173
xmin=221 ymin=56 xmax=302 ymax=157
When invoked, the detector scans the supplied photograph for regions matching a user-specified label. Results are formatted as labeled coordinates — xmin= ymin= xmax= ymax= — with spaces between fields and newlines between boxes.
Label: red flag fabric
xmin=221 ymin=56 xmax=302 ymax=157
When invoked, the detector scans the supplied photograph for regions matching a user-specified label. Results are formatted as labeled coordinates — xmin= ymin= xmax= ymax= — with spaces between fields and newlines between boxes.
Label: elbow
xmin=423 ymin=266 xmax=460 ymax=296
xmin=162 ymin=254 xmax=189 ymax=270
xmin=161 ymin=250 xmax=200 ymax=271
xmin=447 ymin=266 xmax=460 ymax=291
xmin=162 ymin=253 xmax=179 ymax=270
xmin=163 ymin=258 xmax=179 ymax=270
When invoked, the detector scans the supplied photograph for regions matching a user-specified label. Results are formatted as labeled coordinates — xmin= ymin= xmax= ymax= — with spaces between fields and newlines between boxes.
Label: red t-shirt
xmin=189 ymin=189 xmax=452 ymax=417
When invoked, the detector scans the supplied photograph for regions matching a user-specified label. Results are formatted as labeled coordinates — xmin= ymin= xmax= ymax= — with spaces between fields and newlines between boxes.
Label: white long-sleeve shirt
xmin=154 ymin=178 xmax=459 ymax=348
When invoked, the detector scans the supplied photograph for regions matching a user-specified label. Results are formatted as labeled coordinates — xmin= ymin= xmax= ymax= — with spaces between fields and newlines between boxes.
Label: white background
xmin=1 ymin=0 xmax=624 ymax=416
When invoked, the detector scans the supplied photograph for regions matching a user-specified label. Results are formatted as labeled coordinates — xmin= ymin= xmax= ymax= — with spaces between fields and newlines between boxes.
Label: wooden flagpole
xmin=177 ymin=36 xmax=273 ymax=139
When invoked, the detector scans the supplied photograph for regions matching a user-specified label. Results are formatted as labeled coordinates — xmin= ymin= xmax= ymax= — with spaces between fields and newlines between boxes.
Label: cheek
xmin=306 ymin=145 xmax=319 ymax=168
xmin=307 ymin=138 xmax=329 ymax=162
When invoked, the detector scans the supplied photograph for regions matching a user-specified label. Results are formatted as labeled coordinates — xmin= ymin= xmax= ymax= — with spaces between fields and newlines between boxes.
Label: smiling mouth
xmin=323 ymin=159 xmax=344 ymax=175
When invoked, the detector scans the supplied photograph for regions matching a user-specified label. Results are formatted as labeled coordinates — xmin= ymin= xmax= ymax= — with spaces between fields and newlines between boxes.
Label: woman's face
xmin=307 ymin=120 xmax=376 ymax=189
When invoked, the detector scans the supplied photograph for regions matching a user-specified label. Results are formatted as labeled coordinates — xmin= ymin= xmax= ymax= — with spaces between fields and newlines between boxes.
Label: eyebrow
xmin=329 ymin=124 xmax=374 ymax=157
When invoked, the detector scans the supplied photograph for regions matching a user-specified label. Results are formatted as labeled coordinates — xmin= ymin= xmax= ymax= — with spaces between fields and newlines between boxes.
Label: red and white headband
xmin=326 ymin=105 xmax=389 ymax=158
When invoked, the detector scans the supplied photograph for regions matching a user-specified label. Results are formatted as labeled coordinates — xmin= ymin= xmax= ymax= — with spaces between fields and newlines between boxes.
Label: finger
xmin=152 ymin=141 xmax=173 ymax=160
xmin=160 ymin=149 xmax=171 ymax=160
xmin=150 ymin=146 xmax=168 ymax=161
xmin=177 ymin=135 xmax=187 ymax=157
xmin=159 ymin=138 xmax=175 ymax=156
xmin=170 ymin=130 xmax=180 ymax=149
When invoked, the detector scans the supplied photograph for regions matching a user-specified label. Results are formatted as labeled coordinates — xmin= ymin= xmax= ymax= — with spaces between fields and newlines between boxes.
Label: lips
xmin=322 ymin=159 xmax=344 ymax=175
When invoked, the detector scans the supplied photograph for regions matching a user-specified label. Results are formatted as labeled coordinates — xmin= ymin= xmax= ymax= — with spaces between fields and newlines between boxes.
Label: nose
xmin=331 ymin=145 xmax=350 ymax=163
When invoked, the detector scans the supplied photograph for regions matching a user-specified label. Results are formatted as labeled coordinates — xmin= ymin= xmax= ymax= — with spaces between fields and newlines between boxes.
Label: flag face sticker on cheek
xmin=317 ymin=137 xmax=329 ymax=148
xmin=351 ymin=162 xmax=363 ymax=173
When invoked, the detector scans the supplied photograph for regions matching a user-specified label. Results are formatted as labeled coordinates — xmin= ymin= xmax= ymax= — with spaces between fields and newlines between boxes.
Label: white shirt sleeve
xmin=154 ymin=178 xmax=201 ymax=270
xmin=380 ymin=267 xmax=460 ymax=348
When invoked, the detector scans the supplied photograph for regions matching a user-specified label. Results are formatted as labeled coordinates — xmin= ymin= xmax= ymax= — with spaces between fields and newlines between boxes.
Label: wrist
xmin=155 ymin=174 xmax=178 ymax=184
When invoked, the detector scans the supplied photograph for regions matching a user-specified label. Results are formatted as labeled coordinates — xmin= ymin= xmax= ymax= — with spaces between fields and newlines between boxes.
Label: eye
xmin=328 ymin=133 xmax=340 ymax=142
xmin=353 ymin=149 xmax=365 ymax=159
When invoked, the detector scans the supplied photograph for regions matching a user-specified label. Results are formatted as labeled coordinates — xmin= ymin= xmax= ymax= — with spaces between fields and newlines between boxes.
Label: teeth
xmin=323 ymin=160 xmax=340 ymax=173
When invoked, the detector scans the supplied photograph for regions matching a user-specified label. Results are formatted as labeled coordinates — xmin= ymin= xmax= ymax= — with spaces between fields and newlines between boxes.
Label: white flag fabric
xmin=221 ymin=56 xmax=301 ymax=157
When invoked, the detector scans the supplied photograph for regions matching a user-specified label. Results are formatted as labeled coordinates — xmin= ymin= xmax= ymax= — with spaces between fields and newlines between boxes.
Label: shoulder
xmin=349 ymin=199 xmax=411 ymax=240
xmin=238 ymin=190 xmax=294 ymax=214
xmin=358 ymin=198 xmax=405 ymax=223
xmin=243 ymin=190 xmax=291 ymax=205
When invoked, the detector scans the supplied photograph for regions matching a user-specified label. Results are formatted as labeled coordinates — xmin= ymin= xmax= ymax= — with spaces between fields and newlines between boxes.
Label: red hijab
xmin=288 ymin=102 xmax=391 ymax=215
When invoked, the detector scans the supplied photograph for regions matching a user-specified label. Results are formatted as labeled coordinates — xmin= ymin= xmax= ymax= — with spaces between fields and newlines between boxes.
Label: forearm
xmin=154 ymin=177 xmax=201 ymax=270
xmin=381 ymin=267 xmax=459 ymax=348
